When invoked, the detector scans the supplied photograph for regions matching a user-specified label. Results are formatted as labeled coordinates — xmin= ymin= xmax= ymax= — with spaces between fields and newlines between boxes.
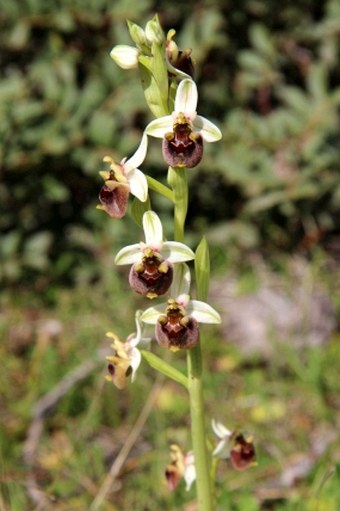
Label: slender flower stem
xmin=170 ymin=165 xmax=214 ymax=511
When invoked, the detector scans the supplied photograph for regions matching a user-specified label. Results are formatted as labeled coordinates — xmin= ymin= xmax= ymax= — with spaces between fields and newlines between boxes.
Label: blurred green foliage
xmin=1 ymin=0 xmax=339 ymax=289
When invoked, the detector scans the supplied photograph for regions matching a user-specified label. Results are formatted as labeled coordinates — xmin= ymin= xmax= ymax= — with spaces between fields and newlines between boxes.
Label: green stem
xmin=187 ymin=346 xmax=214 ymax=511
xmin=170 ymin=165 xmax=214 ymax=511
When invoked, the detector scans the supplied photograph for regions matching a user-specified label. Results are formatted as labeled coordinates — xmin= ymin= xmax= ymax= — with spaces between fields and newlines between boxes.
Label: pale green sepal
xmin=110 ymin=45 xmax=139 ymax=69
xmin=186 ymin=300 xmax=221 ymax=324
xmin=193 ymin=115 xmax=222 ymax=142
xmin=162 ymin=242 xmax=195 ymax=263
xmin=130 ymin=195 xmax=151 ymax=228
xmin=128 ymin=168 xmax=148 ymax=202
xmin=141 ymin=304 xmax=166 ymax=324
xmin=143 ymin=210 xmax=163 ymax=246
xmin=195 ymin=236 xmax=210 ymax=301
xmin=146 ymin=175 xmax=174 ymax=202
xmin=114 ymin=244 xmax=141 ymax=265
xmin=145 ymin=116 xmax=173 ymax=138
xmin=170 ymin=262 xmax=191 ymax=298
xmin=141 ymin=350 xmax=188 ymax=389
xmin=175 ymin=79 xmax=198 ymax=117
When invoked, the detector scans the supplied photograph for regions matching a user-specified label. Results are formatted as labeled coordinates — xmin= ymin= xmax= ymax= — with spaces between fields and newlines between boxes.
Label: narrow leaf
xmin=195 ymin=236 xmax=210 ymax=301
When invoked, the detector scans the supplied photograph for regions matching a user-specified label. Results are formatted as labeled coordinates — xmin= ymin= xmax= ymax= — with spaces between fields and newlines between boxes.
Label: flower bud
xmin=126 ymin=20 xmax=147 ymax=47
xmin=145 ymin=19 xmax=165 ymax=45
xmin=110 ymin=45 xmax=139 ymax=70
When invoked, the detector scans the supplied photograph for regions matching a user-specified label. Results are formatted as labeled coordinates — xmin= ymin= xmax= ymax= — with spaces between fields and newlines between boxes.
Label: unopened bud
xmin=145 ymin=19 xmax=165 ymax=45
xmin=127 ymin=20 xmax=147 ymax=47
xmin=110 ymin=45 xmax=139 ymax=70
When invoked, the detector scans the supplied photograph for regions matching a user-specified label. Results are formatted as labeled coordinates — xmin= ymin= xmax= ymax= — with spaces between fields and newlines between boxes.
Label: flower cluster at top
xmin=97 ymin=16 xmax=221 ymax=219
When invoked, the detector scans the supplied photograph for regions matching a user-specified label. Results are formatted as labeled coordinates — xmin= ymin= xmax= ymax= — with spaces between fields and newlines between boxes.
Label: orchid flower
xmin=165 ymin=445 xmax=196 ymax=492
xmin=212 ymin=419 xmax=257 ymax=471
xmin=115 ymin=210 xmax=195 ymax=299
xmin=141 ymin=263 xmax=221 ymax=350
xmin=145 ymin=79 xmax=222 ymax=168
xmin=97 ymin=133 xmax=148 ymax=219
xmin=105 ymin=310 xmax=150 ymax=389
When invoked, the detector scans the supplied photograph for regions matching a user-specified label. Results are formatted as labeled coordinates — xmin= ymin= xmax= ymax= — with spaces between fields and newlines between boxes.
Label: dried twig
xmin=90 ymin=375 xmax=163 ymax=511
xmin=23 ymin=348 xmax=109 ymax=510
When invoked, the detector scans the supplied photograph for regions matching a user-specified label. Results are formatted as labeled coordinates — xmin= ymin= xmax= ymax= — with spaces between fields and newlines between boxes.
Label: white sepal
xmin=125 ymin=132 xmax=148 ymax=170
xmin=143 ymin=210 xmax=163 ymax=247
xmin=141 ymin=304 xmax=166 ymax=324
xmin=161 ymin=241 xmax=195 ymax=263
xmin=193 ymin=115 xmax=222 ymax=142
xmin=128 ymin=168 xmax=148 ymax=202
xmin=175 ymin=79 xmax=198 ymax=119
xmin=186 ymin=300 xmax=221 ymax=324
xmin=212 ymin=419 xmax=232 ymax=439
xmin=130 ymin=347 xmax=142 ymax=382
xmin=145 ymin=116 xmax=173 ymax=138
xmin=114 ymin=244 xmax=141 ymax=265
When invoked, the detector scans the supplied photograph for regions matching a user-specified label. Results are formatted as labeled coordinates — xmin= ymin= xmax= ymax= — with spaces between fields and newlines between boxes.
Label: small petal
xmin=174 ymin=79 xmax=198 ymax=118
xmin=193 ymin=115 xmax=222 ymax=142
xmin=128 ymin=168 xmax=148 ymax=202
xmin=145 ymin=116 xmax=173 ymax=138
xmin=125 ymin=132 xmax=148 ymax=170
xmin=110 ymin=45 xmax=139 ymax=69
xmin=115 ymin=243 xmax=141 ymax=265
xmin=161 ymin=242 xmax=195 ymax=263
xmin=170 ymin=263 xmax=191 ymax=299
xmin=141 ymin=304 xmax=166 ymax=324
xmin=143 ymin=211 xmax=163 ymax=247
xmin=186 ymin=300 xmax=221 ymax=324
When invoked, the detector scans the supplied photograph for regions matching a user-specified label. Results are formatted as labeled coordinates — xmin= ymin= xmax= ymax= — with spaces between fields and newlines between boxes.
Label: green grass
xmin=0 ymin=253 xmax=339 ymax=511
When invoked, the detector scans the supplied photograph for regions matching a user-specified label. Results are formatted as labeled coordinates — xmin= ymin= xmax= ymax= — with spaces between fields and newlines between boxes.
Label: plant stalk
xmin=170 ymin=166 xmax=214 ymax=511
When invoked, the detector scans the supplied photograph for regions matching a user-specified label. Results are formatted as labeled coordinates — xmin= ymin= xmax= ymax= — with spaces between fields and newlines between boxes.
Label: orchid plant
xmin=99 ymin=14 xmax=256 ymax=511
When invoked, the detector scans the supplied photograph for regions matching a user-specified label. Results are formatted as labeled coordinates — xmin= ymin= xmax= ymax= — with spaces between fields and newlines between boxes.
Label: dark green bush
xmin=1 ymin=0 xmax=339 ymax=288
